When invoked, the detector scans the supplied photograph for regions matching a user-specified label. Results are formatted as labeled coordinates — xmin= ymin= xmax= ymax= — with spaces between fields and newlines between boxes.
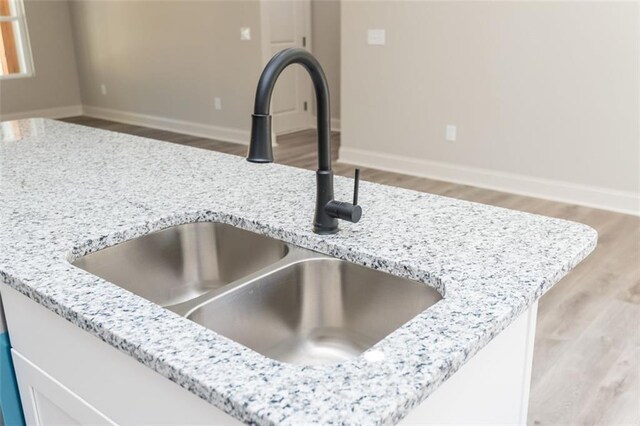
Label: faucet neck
xmin=251 ymin=48 xmax=332 ymax=171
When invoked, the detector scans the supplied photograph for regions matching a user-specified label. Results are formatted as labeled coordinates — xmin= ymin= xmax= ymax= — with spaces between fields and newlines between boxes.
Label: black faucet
xmin=247 ymin=48 xmax=361 ymax=234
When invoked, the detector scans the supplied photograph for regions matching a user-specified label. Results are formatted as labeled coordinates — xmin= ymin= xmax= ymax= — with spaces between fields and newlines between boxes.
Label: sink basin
xmin=72 ymin=222 xmax=288 ymax=307
xmin=187 ymin=257 xmax=442 ymax=366
xmin=73 ymin=221 xmax=442 ymax=366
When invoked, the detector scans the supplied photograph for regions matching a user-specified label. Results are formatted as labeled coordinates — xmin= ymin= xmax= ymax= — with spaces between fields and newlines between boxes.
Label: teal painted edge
xmin=0 ymin=332 xmax=25 ymax=426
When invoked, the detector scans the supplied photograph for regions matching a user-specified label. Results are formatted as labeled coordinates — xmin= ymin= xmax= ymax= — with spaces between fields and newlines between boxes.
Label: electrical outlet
xmin=367 ymin=29 xmax=386 ymax=46
xmin=446 ymin=125 xmax=457 ymax=142
xmin=214 ymin=97 xmax=222 ymax=110
xmin=240 ymin=27 xmax=251 ymax=41
xmin=100 ymin=84 xmax=107 ymax=95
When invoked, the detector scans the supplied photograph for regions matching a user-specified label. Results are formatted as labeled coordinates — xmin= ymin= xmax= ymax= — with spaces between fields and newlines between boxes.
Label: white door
xmin=260 ymin=0 xmax=312 ymax=135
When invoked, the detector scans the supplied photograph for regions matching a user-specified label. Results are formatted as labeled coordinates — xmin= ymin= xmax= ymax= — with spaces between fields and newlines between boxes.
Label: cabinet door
xmin=11 ymin=350 xmax=116 ymax=426
xmin=1 ymin=285 xmax=240 ymax=425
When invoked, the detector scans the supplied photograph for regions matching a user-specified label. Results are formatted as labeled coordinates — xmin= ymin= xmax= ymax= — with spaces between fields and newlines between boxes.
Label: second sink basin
xmin=187 ymin=257 xmax=442 ymax=366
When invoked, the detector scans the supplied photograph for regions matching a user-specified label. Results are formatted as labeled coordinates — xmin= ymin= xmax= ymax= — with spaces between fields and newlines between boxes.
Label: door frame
xmin=259 ymin=0 xmax=314 ymax=136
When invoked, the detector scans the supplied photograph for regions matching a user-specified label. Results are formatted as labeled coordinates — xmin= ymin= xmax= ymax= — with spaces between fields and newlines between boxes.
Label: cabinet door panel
xmin=12 ymin=350 xmax=116 ymax=426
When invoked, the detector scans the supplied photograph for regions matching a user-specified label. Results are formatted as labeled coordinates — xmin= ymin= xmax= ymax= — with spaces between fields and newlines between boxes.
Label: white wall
xmin=0 ymin=0 xmax=82 ymax=119
xmin=340 ymin=1 xmax=640 ymax=215
xmin=69 ymin=0 xmax=265 ymax=141
xmin=1 ymin=0 xmax=340 ymax=138
xmin=69 ymin=0 xmax=340 ymax=140
xmin=312 ymin=0 xmax=340 ymax=122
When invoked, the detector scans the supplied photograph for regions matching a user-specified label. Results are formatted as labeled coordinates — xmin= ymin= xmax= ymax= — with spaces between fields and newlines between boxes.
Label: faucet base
xmin=313 ymin=225 xmax=339 ymax=235
xmin=313 ymin=170 xmax=339 ymax=235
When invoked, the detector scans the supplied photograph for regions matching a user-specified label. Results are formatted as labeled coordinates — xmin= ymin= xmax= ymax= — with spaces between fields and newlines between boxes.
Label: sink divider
xmin=165 ymin=246 xmax=325 ymax=317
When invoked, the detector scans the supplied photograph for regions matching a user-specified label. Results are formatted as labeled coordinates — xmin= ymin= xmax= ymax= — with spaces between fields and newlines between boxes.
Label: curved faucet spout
xmin=247 ymin=48 xmax=361 ymax=235
xmin=248 ymin=48 xmax=331 ymax=171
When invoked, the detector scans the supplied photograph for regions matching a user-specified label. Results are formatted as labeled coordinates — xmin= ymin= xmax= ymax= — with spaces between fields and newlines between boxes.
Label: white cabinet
xmin=1 ymin=284 xmax=537 ymax=425
xmin=1 ymin=285 xmax=240 ymax=426
xmin=400 ymin=303 xmax=537 ymax=424
xmin=11 ymin=351 xmax=115 ymax=426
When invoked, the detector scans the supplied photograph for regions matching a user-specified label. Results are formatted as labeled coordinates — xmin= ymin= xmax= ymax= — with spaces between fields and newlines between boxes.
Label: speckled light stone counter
xmin=0 ymin=119 xmax=596 ymax=424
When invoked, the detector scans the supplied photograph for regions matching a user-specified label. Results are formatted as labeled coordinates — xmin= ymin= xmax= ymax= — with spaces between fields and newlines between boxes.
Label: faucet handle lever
xmin=353 ymin=168 xmax=360 ymax=205
xmin=324 ymin=168 xmax=363 ymax=224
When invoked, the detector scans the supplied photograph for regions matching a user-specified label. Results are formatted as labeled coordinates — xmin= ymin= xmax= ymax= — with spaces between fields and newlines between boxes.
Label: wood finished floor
xmin=61 ymin=116 xmax=640 ymax=425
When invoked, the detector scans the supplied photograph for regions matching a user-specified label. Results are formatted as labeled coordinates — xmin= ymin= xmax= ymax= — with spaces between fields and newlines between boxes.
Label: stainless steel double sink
xmin=73 ymin=222 xmax=442 ymax=366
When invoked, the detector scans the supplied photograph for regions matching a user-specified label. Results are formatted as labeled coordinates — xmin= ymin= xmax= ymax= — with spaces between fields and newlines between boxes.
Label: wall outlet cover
xmin=367 ymin=29 xmax=386 ymax=46
xmin=240 ymin=27 xmax=251 ymax=41
xmin=446 ymin=125 xmax=457 ymax=142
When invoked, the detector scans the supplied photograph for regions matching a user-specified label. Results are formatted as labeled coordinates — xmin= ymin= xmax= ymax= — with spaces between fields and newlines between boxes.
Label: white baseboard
xmin=339 ymin=147 xmax=640 ymax=216
xmin=83 ymin=106 xmax=250 ymax=145
xmin=0 ymin=105 xmax=83 ymax=121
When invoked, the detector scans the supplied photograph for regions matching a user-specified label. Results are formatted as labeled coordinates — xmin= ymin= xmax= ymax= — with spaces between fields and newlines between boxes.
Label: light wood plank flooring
xmin=60 ymin=116 xmax=640 ymax=425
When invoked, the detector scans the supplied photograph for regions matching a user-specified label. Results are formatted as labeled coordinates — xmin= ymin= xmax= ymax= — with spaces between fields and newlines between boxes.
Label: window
xmin=0 ymin=0 xmax=33 ymax=78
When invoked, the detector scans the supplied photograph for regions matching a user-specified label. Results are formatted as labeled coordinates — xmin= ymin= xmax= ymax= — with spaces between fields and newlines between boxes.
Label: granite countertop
xmin=0 ymin=119 xmax=597 ymax=424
